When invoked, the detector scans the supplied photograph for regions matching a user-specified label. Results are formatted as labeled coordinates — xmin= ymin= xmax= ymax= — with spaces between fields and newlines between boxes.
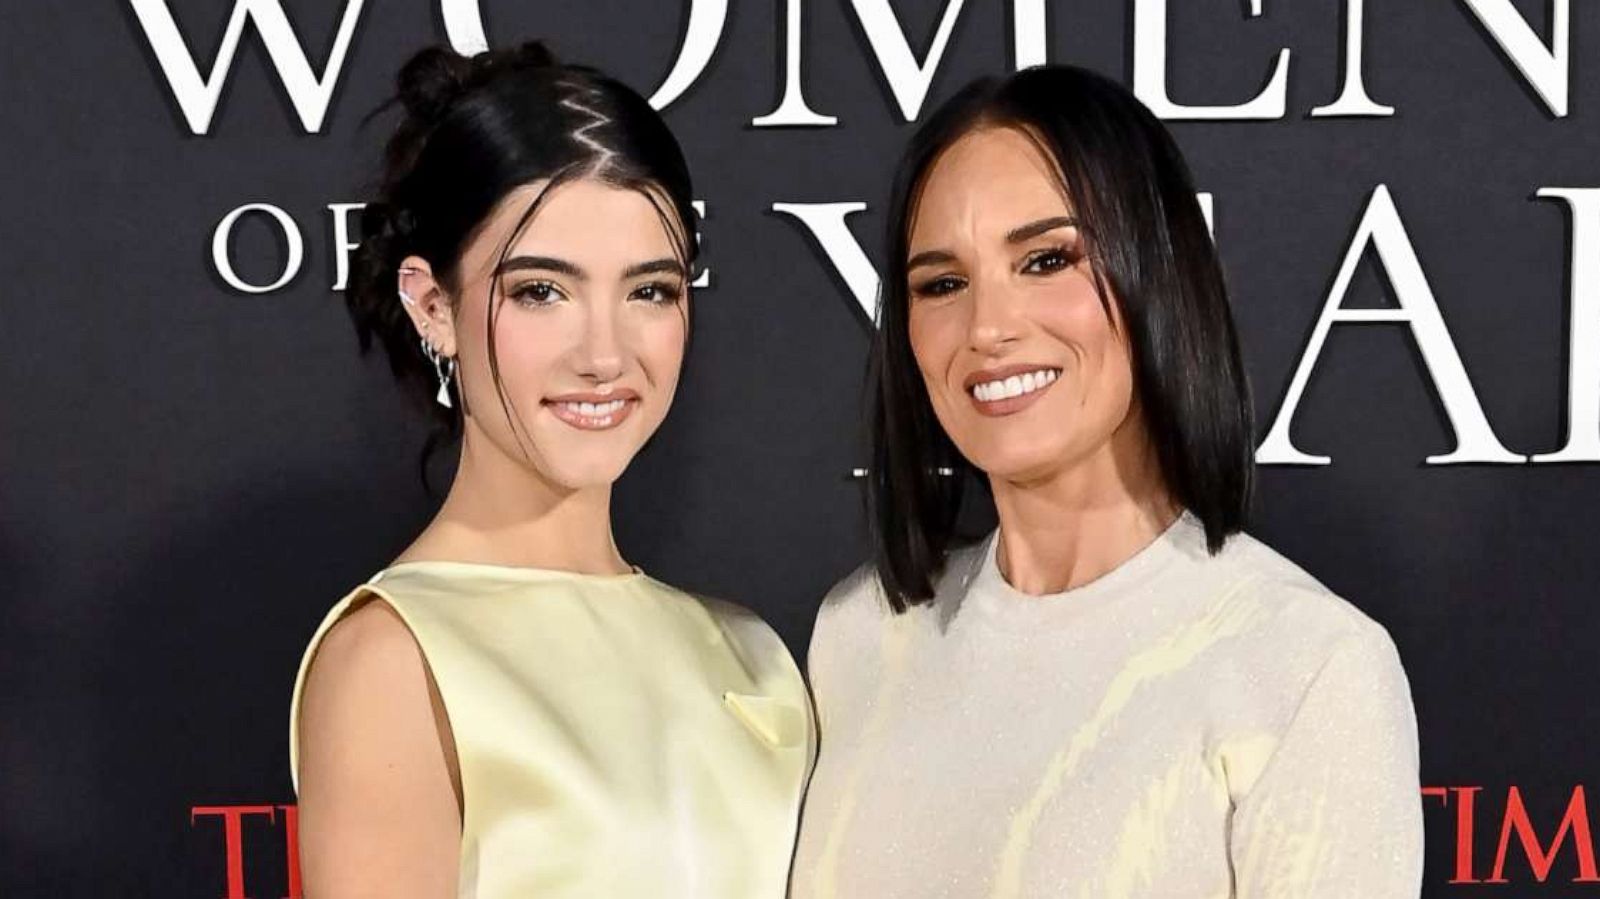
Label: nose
xmin=576 ymin=302 xmax=625 ymax=383
xmin=966 ymin=274 xmax=1022 ymax=357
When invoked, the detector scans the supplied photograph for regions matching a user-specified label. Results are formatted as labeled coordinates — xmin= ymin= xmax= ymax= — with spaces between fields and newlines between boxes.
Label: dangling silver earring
xmin=421 ymin=335 xmax=455 ymax=409
xmin=437 ymin=356 xmax=455 ymax=409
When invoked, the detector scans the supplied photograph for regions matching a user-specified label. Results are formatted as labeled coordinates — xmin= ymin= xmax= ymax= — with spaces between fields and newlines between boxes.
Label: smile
xmin=968 ymin=368 xmax=1060 ymax=403
xmin=543 ymin=397 xmax=638 ymax=431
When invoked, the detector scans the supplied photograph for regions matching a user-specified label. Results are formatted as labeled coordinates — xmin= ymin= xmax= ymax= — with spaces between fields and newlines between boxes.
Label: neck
xmin=397 ymin=425 xmax=631 ymax=576
xmin=988 ymin=418 xmax=1179 ymax=596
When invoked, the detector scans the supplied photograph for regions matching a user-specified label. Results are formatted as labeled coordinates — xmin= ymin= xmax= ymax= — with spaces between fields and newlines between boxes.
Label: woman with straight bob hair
xmin=288 ymin=42 xmax=812 ymax=898
xmin=792 ymin=66 xmax=1422 ymax=897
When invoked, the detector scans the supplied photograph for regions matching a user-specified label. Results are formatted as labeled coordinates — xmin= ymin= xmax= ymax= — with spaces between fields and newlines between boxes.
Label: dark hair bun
xmin=394 ymin=46 xmax=473 ymax=124
xmin=395 ymin=41 xmax=559 ymax=127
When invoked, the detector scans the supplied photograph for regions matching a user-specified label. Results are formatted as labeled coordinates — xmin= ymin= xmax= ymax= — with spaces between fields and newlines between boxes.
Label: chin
xmin=543 ymin=457 xmax=635 ymax=491
xmin=969 ymin=456 xmax=1054 ymax=483
xmin=957 ymin=437 xmax=1074 ymax=483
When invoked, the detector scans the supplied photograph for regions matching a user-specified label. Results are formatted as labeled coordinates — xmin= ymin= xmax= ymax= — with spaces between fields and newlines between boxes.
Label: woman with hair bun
xmin=288 ymin=43 xmax=812 ymax=898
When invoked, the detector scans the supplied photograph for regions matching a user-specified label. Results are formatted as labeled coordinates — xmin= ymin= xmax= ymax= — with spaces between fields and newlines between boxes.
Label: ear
xmin=397 ymin=256 xmax=457 ymax=358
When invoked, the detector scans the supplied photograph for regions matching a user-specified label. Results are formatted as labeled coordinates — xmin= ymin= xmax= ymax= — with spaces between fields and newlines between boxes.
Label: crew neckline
xmin=375 ymin=558 xmax=647 ymax=585
xmin=960 ymin=511 xmax=1204 ymax=632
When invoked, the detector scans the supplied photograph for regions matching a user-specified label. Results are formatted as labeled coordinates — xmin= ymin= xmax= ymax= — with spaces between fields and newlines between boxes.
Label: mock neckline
xmin=374 ymin=558 xmax=648 ymax=585
xmin=959 ymin=511 xmax=1206 ymax=632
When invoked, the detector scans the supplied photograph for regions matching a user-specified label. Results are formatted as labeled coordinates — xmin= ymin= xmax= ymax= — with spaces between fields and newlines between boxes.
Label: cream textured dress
xmin=289 ymin=561 xmax=814 ymax=898
xmin=792 ymin=514 xmax=1422 ymax=898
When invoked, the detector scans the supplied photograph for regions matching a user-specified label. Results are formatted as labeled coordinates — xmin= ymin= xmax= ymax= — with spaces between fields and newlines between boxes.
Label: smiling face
xmin=402 ymin=177 xmax=690 ymax=491
xmin=905 ymin=126 xmax=1140 ymax=484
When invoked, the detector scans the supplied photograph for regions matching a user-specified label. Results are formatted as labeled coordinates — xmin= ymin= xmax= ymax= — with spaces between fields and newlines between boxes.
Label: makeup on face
xmin=903 ymin=127 xmax=1137 ymax=481
xmin=541 ymin=383 xmax=642 ymax=431
xmin=494 ymin=255 xmax=680 ymax=435
xmin=444 ymin=178 xmax=693 ymax=489
xmin=964 ymin=364 xmax=1063 ymax=416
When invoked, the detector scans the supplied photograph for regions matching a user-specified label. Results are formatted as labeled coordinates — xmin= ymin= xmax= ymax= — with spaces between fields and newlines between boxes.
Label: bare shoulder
xmin=303 ymin=599 xmax=424 ymax=694
xmin=298 ymin=599 xmax=446 ymax=757
xmin=298 ymin=598 xmax=451 ymax=784
xmin=296 ymin=597 xmax=461 ymax=897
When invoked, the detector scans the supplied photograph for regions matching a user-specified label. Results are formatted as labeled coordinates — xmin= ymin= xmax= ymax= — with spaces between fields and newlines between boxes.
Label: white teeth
xmin=970 ymin=368 xmax=1058 ymax=402
xmin=559 ymin=399 xmax=626 ymax=417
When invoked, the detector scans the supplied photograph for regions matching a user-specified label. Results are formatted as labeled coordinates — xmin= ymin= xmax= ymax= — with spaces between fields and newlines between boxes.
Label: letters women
xmin=792 ymin=67 xmax=1423 ymax=897
xmin=288 ymin=43 xmax=812 ymax=898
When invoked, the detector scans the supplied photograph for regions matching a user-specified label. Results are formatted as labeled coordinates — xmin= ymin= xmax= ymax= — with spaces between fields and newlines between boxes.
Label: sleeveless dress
xmin=288 ymin=560 xmax=815 ymax=898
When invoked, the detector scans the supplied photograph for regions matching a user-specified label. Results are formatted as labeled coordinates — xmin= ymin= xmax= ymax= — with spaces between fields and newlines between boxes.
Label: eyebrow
xmin=494 ymin=255 xmax=686 ymax=281
xmin=906 ymin=249 xmax=957 ymax=272
xmin=496 ymin=255 xmax=585 ymax=280
xmin=905 ymin=216 xmax=1081 ymax=272
xmin=1006 ymin=215 xmax=1079 ymax=244
xmin=622 ymin=258 xmax=686 ymax=280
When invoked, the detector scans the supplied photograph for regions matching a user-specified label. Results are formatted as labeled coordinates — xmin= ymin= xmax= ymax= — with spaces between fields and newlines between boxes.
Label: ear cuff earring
xmin=398 ymin=265 xmax=420 ymax=306
xmin=399 ymin=267 xmax=452 ymax=408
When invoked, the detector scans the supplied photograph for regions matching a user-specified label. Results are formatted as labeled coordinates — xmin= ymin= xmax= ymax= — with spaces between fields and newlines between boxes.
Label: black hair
xmin=347 ymin=41 xmax=698 ymax=480
xmin=870 ymin=65 xmax=1255 ymax=612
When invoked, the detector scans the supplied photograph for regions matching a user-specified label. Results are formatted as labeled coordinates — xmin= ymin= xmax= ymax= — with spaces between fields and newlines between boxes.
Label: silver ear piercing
xmin=398 ymin=266 xmax=420 ymax=306
xmin=401 ymin=266 xmax=451 ymax=408
xmin=420 ymin=335 xmax=455 ymax=409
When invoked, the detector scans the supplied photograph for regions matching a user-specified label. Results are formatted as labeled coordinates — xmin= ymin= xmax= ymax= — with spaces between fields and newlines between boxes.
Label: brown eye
xmin=913 ymin=275 xmax=965 ymax=298
xmin=1021 ymin=247 xmax=1079 ymax=275
xmin=510 ymin=281 xmax=562 ymax=307
xmin=630 ymin=281 xmax=683 ymax=304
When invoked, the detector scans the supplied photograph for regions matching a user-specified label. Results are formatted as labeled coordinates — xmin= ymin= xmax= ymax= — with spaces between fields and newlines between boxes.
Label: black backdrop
xmin=3 ymin=1 xmax=1598 ymax=896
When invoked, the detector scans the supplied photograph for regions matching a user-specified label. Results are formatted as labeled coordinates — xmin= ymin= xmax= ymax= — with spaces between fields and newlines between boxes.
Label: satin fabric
xmin=289 ymin=561 xmax=814 ymax=898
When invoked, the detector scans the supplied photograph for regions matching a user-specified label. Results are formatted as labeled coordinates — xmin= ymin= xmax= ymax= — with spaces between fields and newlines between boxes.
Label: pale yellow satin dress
xmin=288 ymin=560 xmax=815 ymax=898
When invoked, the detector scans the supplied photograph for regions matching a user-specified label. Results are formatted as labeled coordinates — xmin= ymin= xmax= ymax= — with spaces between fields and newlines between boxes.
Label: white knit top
xmin=791 ymin=514 xmax=1422 ymax=898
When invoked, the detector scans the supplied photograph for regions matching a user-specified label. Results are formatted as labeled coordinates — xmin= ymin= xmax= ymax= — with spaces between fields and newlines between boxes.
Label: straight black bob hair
xmin=869 ymin=65 xmax=1255 ymax=612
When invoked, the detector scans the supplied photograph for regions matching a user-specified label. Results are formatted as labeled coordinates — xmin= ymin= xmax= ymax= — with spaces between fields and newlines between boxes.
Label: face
xmin=400 ymin=178 xmax=689 ymax=490
xmin=904 ymin=126 xmax=1138 ymax=484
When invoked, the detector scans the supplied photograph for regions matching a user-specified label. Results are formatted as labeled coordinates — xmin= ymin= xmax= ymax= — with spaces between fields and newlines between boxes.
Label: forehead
xmin=468 ymin=178 xmax=681 ymax=273
xmin=909 ymin=126 xmax=1075 ymax=242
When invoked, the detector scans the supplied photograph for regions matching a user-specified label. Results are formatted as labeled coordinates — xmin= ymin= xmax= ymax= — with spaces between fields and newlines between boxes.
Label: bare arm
xmin=295 ymin=600 xmax=462 ymax=898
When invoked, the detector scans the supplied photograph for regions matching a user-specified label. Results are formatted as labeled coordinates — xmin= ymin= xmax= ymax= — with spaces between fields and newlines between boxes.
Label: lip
xmin=963 ymin=364 xmax=1061 ymax=418
xmin=542 ymin=388 xmax=641 ymax=431
xmin=545 ymin=387 xmax=641 ymax=403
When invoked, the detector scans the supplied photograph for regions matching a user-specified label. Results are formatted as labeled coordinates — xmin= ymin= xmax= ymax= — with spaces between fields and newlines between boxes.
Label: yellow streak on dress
xmin=990 ymin=579 xmax=1266 ymax=899
xmin=812 ymin=616 xmax=917 ymax=899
